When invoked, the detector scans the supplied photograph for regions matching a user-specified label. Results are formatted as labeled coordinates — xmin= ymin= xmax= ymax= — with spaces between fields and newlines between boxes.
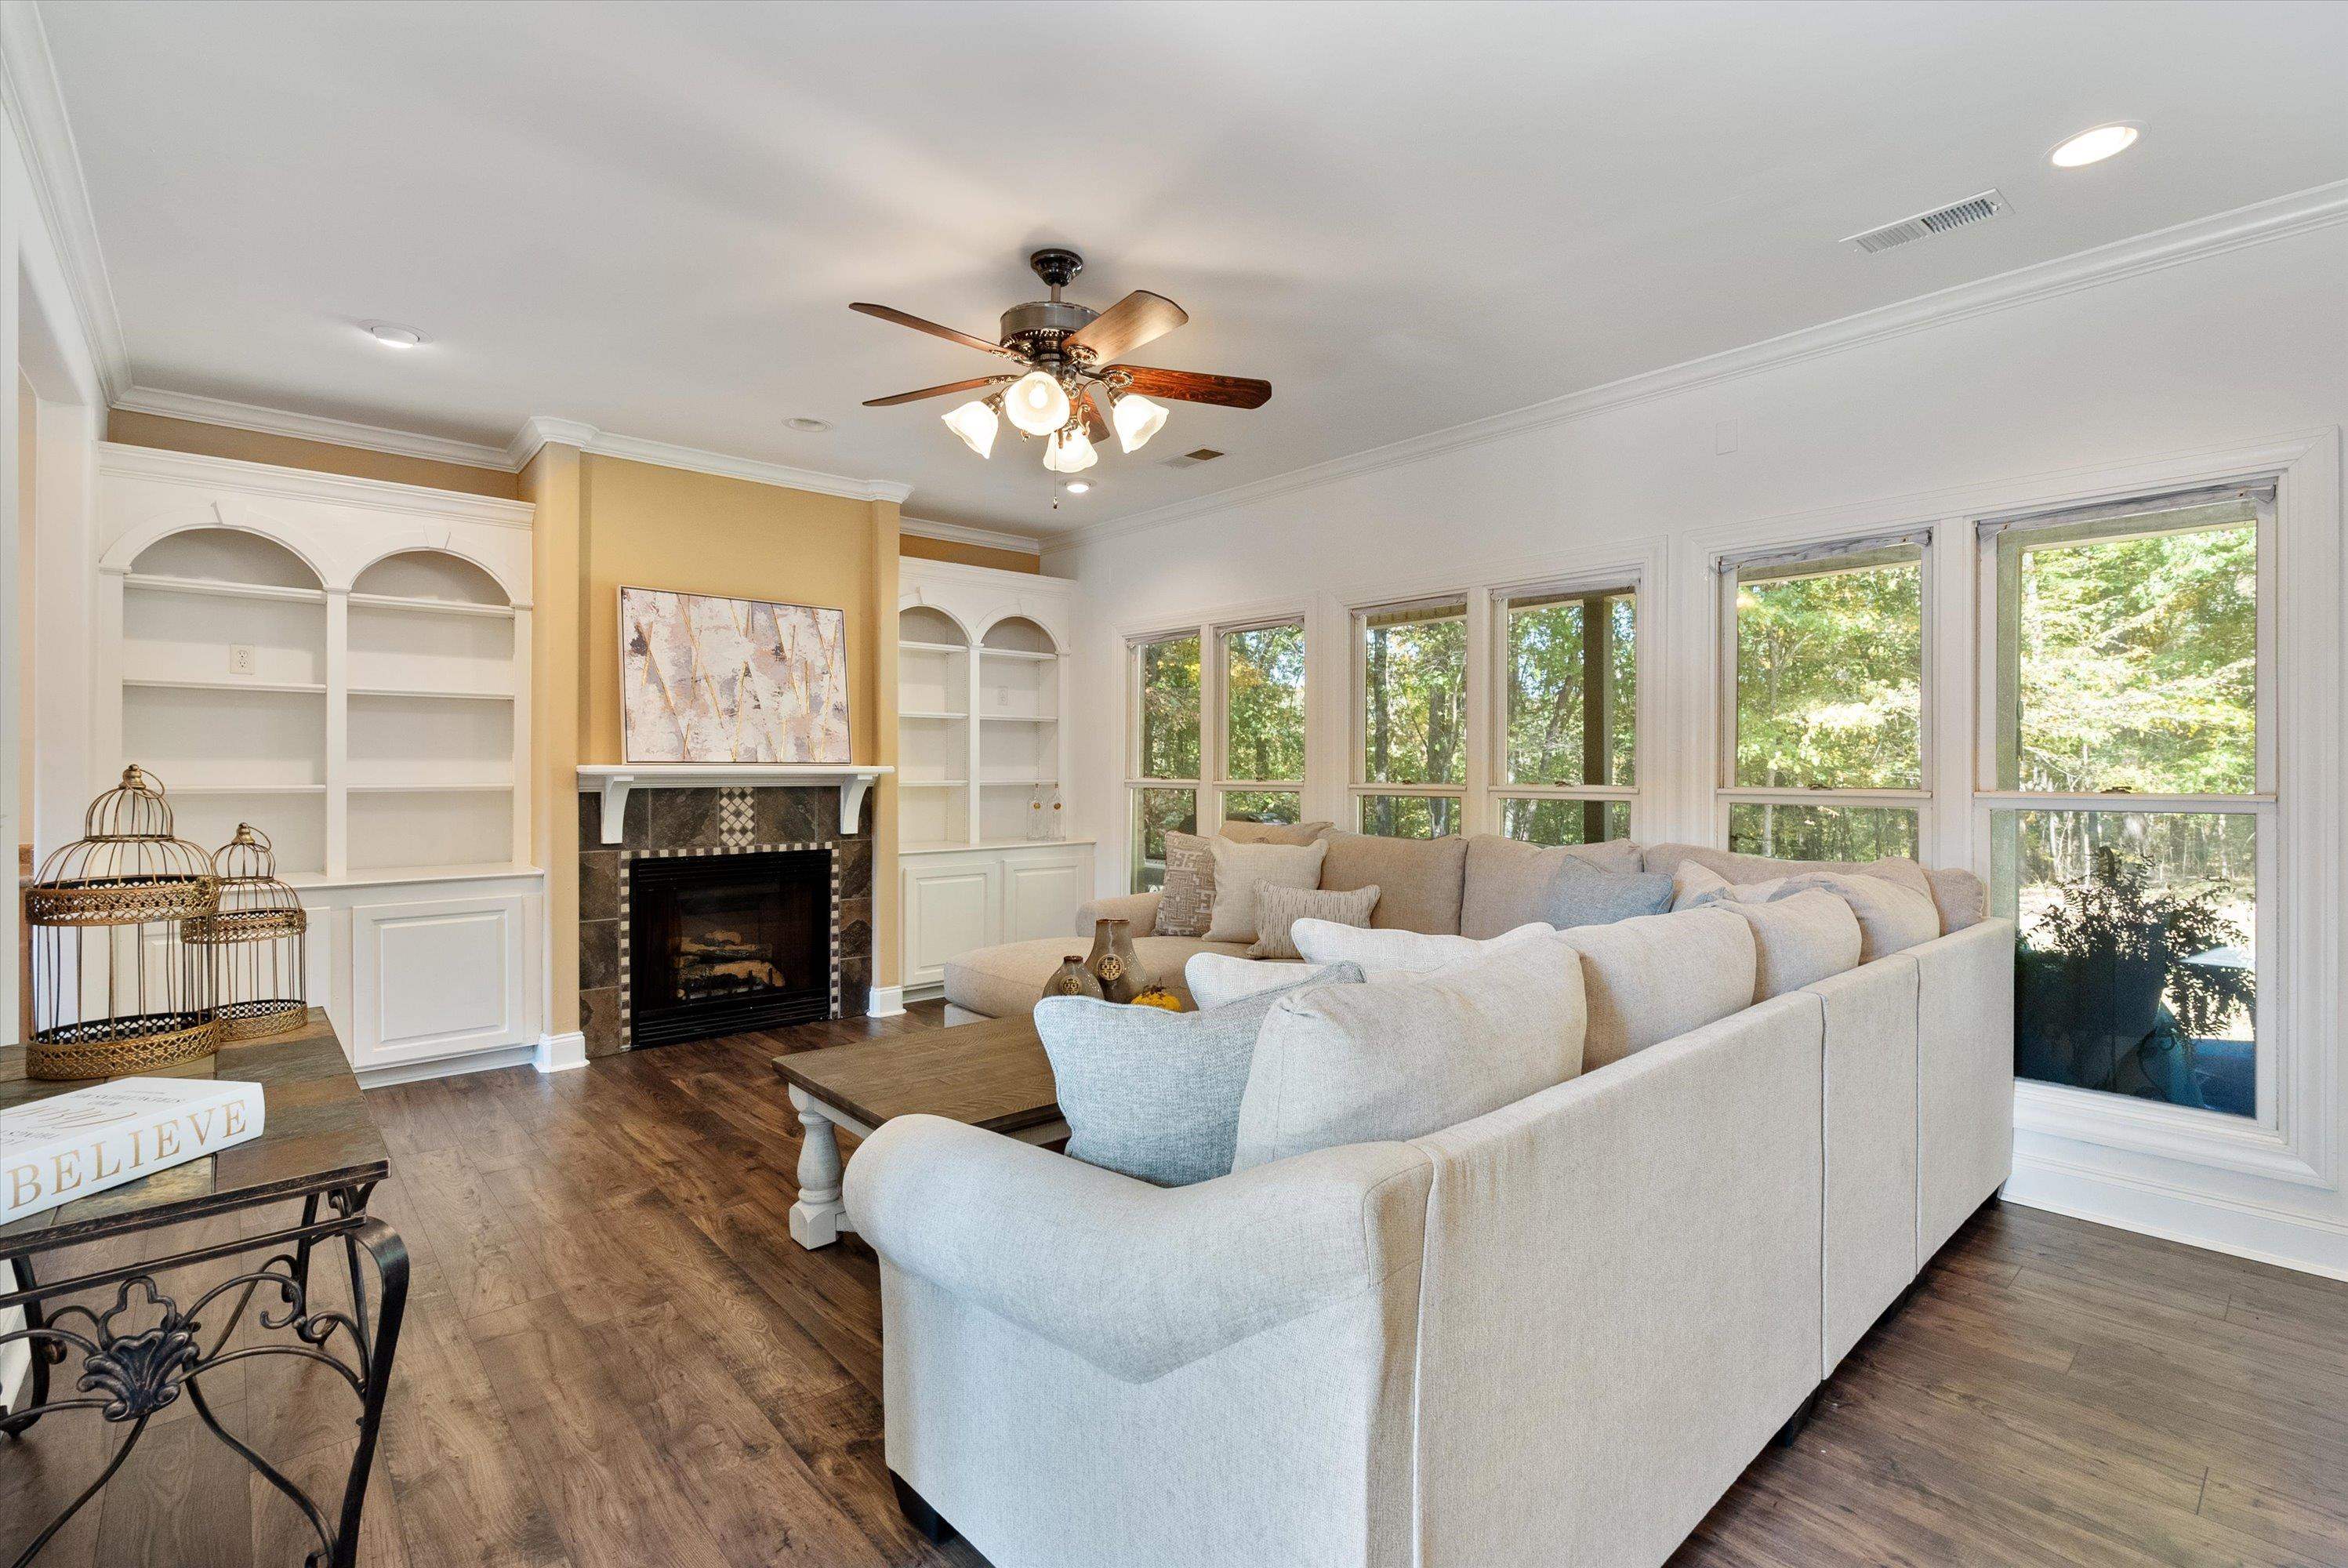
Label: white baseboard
xmin=535 ymin=1031 xmax=588 ymax=1073
xmin=355 ymin=1041 xmax=543 ymax=1091
xmin=865 ymin=985 xmax=906 ymax=1018
xmin=2003 ymin=1153 xmax=2348 ymax=1282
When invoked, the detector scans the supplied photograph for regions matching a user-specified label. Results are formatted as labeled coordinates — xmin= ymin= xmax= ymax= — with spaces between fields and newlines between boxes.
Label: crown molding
xmin=97 ymin=439 xmax=537 ymax=527
xmin=510 ymin=418 xmax=915 ymax=503
xmin=114 ymin=383 xmax=517 ymax=470
xmin=1046 ymin=180 xmax=2348 ymax=554
xmin=0 ymin=1 xmax=131 ymax=401
xmin=898 ymin=515 xmax=1043 ymax=554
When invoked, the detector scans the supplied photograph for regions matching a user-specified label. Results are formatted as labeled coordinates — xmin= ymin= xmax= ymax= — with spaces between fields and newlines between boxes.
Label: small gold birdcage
xmin=183 ymin=822 xmax=308 ymax=1042
xmin=26 ymin=765 xmax=223 ymax=1080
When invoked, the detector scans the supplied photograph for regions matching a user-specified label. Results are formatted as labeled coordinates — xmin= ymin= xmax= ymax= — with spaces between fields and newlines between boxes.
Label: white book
xmin=1 ymin=1077 xmax=267 ymax=1229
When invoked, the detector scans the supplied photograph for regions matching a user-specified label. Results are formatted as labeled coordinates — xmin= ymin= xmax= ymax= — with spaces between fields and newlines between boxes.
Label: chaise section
xmin=1406 ymin=993 xmax=1827 ymax=1568
xmin=1806 ymin=956 xmax=1921 ymax=1371
xmin=848 ymin=1116 xmax=1433 ymax=1567
xmin=1913 ymin=919 xmax=2018 ymax=1258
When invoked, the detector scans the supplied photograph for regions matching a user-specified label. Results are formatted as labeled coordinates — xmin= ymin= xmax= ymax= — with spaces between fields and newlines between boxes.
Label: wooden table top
xmin=774 ymin=1013 xmax=1060 ymax=1134
xmin=0 ymin=1009 xmax=388 ymax=1254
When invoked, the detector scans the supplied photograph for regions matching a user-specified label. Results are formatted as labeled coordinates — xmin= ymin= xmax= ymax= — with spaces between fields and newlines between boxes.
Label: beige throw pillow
xmin=1218 ymin=819 xmax=1333 ymax=845
xmin=1203 ymin=838 xmax=1329 ymax=944
xmin=1556 ymin=906 xmax=1758 ymax=1071
xmin=1290 ymin=918 xmax=1555 ymax=978
xmin=1250 ymin=883 xmax=1380 ymax=960
xmin=1153 ymin=830 xmax=1217 ymax=937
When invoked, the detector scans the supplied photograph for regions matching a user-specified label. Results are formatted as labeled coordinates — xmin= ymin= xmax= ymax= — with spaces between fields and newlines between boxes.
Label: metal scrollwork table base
xmin=1 ymin=1012 xmax=405 ymax=1568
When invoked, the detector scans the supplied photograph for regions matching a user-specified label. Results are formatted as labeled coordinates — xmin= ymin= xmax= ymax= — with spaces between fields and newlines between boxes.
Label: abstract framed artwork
xmin=619 ymin=586 xmax=852 ymax=763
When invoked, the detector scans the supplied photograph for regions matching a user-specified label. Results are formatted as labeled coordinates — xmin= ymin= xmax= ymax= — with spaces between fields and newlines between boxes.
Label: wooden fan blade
xmin=1066 ymin=290 xmax=1187 ymax=364
xmin=1111 ymin=365 xmax=1272 ymax=409
xmin=862 ymin=376 xmax=1003 ymax=408
xmin=850 ymin=302 xmax=1016 ymax=358
xmin=1080 ymin=388 xmax=1109 ymax=441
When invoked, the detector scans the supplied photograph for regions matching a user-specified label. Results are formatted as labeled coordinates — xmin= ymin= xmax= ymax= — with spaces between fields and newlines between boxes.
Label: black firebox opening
xmin=629 ymin=849 xmax=831 ymax=1047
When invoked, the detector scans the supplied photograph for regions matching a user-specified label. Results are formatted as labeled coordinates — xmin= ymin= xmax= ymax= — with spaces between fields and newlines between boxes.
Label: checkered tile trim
xmin=717 ymin=786 xmax=757 ymax=851
xmin=615 ymin=840 xmax=842 ymax=1051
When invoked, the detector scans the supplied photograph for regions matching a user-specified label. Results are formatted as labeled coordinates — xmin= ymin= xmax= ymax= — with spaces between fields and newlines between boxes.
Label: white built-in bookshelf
xmin=898 ymin=604 xmax=1068 ymax=850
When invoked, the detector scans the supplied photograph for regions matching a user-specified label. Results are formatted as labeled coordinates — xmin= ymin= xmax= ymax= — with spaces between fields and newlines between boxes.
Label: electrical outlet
xmin=228 ymin=644 xmax=258 ymax=675
xmin=996 ymin=684 xmax=1011 ymax=707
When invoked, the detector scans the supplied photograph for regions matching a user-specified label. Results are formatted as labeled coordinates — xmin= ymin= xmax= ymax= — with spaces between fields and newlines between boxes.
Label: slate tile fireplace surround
xmin=578 ymin=784 xmax=874 ymax=1056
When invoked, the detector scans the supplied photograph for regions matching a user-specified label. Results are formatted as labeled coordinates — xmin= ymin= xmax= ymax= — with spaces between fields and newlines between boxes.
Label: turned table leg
xmin=788 ymin=1084 xmax=851 ymax=1248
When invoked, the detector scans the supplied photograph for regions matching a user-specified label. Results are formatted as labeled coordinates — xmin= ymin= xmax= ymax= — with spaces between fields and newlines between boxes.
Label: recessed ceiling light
xmin=785 ymin=416 xmax=832 ymax=434
xmin=2050 ymin=123 xmax=2139 ymax=169
xmin=364 ymin=322 xmax=424 ymax=348
xmin=1062 ymin=480 xmax=1091 ymax=495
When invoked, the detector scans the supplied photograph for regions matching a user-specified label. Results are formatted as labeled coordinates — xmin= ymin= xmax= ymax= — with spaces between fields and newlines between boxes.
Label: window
xmin=1127 ymin=632 xmax=1199 ymax=891
xmin=1355 ymin=597 xmax=1468 ymax=837
xmin=1493 ymin=585 xmax=1637 ymax=845
xmin=1721 ymin=537 xmax=1928 ymax=860
xmin=1982 ymin=485 xmax=2270 ymax=1118
xmin=1219 ymin=621 xmax=1305 ymax=827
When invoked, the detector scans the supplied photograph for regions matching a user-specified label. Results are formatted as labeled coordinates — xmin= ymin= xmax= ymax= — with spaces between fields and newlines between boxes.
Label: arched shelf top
xmin=351 ymin=548 xmax=512 ymax=607
xmin=978 ymin=613 xmax=1061 ymax=656
xmin=898 ymin=603 xmax=972 ymax=648
xmin=125 ymin=523 xmax=324 ymax=590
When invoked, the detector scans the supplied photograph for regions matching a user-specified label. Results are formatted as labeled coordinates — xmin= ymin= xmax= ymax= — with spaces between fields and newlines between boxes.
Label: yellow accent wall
xmin=900 ymin=532 xmax=1040 ymax=573
xmin=522 ymin=443 xmax=584 ymax=1035
xmin=107 ymin=408 xmax=521 ymax=499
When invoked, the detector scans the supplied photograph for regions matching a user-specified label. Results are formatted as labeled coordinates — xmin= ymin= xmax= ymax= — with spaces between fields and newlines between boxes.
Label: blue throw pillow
xmin=1541 ymin=856 xmax=1674 ymax=928
xmin=1034 ymin=962 xmax=1365 ymax=1186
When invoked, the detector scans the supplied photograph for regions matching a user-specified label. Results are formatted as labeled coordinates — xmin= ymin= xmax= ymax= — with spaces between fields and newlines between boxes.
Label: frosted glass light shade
xmin=1005 ymin=371 xmax=1072 ymax=435
xmin=1043 ymin=426 xmax=1098 ymax=473
xmin=941 ymin=399 xmax=998 ymax=457
xmin=1111 ymin=392 xmax=1168 ymax=453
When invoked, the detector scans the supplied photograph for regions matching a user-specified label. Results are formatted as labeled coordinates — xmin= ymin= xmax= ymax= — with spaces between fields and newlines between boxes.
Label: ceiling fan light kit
xmin=854 ymin=247 xmax=1272 ymax=477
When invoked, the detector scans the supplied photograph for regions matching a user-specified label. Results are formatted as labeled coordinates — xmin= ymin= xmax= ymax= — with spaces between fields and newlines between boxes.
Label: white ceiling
xmin=36 ymin=0 xmax=2348 ymax=537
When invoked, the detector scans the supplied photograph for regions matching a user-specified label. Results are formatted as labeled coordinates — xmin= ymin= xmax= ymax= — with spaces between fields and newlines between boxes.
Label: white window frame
xmin=1125 ymin=628 xmax=1203 ymax=891
xmin=1213 ymin=615 xmax=1308 ymax=827
xmin=1350 ymin=593 xmax=1472 ymax=837
xmin=1973 ymin=480 xmax=2288 ymax=1146
xmin=1715 ymin=529 xmax=1936 ymax=855
xmin=1485 ymin=572 xmax=1643 ymax=844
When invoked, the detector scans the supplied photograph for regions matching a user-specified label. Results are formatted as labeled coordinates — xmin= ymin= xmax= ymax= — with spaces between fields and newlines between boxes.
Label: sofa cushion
xmin=1250 ymin=882 xmax=1380 ymax=960
xmin=1459 ymin=835 xmax=1645 ymax=939
xmin=1773 ymin=871 xmax=1940 ymax=963
xmin=1037 ymin=963 xmax=1366 ymax=1186
xmin=1541 ymin=857 xmax=1674 ymax=928
xmin=1186 ymin=952 xmax=1322 ymax=1011
xmin=1642 ymin=844 xmax=1980 ymax=933
xmin=1290 ymin=918 xmax=1554 ymax=978
xmin=1557 ymin=906 xmax=1758 ymax=1071
xmin=942 ymin=935 xmax=1250 ymax=1019
xmin=1716 ymin=888 xmax=1862 ymax=1000
xmin=1204 ymin=837 xmax=1329 ymax=943
xmin=1232 ymin=932 xmax=1585 ymax=1171
xmin=1668 ymin=859 xmax=1733 ymax=910
xmin=1218 ymin=818 xmax=1334 ymax=845
xmin=1321 ymin=831 xmax=1469 ymax=934
xmin=1153 ymin=830 xmax=1217 ymax=936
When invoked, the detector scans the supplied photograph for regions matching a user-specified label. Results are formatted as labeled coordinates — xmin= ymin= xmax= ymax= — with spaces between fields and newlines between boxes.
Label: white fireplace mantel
xmin=578 ymin=764 xmax=894 ymax=843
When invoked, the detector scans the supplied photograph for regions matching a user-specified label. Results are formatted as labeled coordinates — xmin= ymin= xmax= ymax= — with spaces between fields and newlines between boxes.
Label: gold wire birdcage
xmin=25 ymin=765 xmax=224 ymax=1080
xmin=183 ymin=822 xmax=309 ymax=1042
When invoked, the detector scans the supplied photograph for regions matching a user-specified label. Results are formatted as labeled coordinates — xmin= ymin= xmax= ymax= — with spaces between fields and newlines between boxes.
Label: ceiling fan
xmin=852 ymin=247 xmax=1271 ymax=476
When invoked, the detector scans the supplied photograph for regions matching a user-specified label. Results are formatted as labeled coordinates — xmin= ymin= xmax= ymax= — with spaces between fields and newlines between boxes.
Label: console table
xmin=0 ymin=1011 xmax=405 ymax=1568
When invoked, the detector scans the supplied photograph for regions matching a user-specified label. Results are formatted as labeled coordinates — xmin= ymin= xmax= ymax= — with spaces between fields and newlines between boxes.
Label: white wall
xmin=1045 ymin=207 xmax=2348 ymax=1278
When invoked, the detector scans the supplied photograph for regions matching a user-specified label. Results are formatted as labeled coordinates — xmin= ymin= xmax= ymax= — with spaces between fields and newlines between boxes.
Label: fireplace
xmin=626 ymin=848 xmax=834 ymax=1046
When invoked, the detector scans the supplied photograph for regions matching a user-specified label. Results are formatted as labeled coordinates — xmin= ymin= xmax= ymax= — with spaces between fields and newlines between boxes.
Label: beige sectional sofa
xmin=856 ymin=833 xmax=2015 ymax=1568
xmin=942 ymin=830 xmax=1985 ymax=1021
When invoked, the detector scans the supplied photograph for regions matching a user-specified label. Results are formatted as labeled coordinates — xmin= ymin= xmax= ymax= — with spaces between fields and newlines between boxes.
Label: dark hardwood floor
xmin=5 ymin=1003 xmax=2345 ymax=1567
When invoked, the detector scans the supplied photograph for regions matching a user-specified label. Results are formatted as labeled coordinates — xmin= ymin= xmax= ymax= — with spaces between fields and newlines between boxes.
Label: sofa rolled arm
xmin=844 ymin=1115 xmax=1431 ymax=1383
xmin=1076 ymin=890 xmax=1161 ymax=938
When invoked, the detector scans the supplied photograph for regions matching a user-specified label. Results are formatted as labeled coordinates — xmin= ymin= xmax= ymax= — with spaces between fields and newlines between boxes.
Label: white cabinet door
xmin=902 ymin=860 xmax=1001 ymax=988
xmin=1002 ymin=853 xmax=1089 ymax=946
xmin=350 ymin=891 xmax=532 ymax=1067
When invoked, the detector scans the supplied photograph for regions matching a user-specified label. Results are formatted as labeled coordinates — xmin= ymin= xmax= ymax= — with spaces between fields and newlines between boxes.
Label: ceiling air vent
xmin=1842 ymin=189 xmax=2009 ymax=255
xmin=1161 ymin=447 xmax=1226 ymax=469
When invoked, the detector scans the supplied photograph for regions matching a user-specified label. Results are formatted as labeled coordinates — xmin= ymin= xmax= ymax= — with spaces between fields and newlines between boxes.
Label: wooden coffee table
xmin=772 ymin=1013 xmax=1063 ymax=1248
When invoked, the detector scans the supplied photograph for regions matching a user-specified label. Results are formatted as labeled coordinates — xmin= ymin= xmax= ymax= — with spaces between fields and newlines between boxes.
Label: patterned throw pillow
xmin=1154 ymin=830 xmax=1216 ymax=937
xmin=1249 ymin=883 xmax=1381 ymax=960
